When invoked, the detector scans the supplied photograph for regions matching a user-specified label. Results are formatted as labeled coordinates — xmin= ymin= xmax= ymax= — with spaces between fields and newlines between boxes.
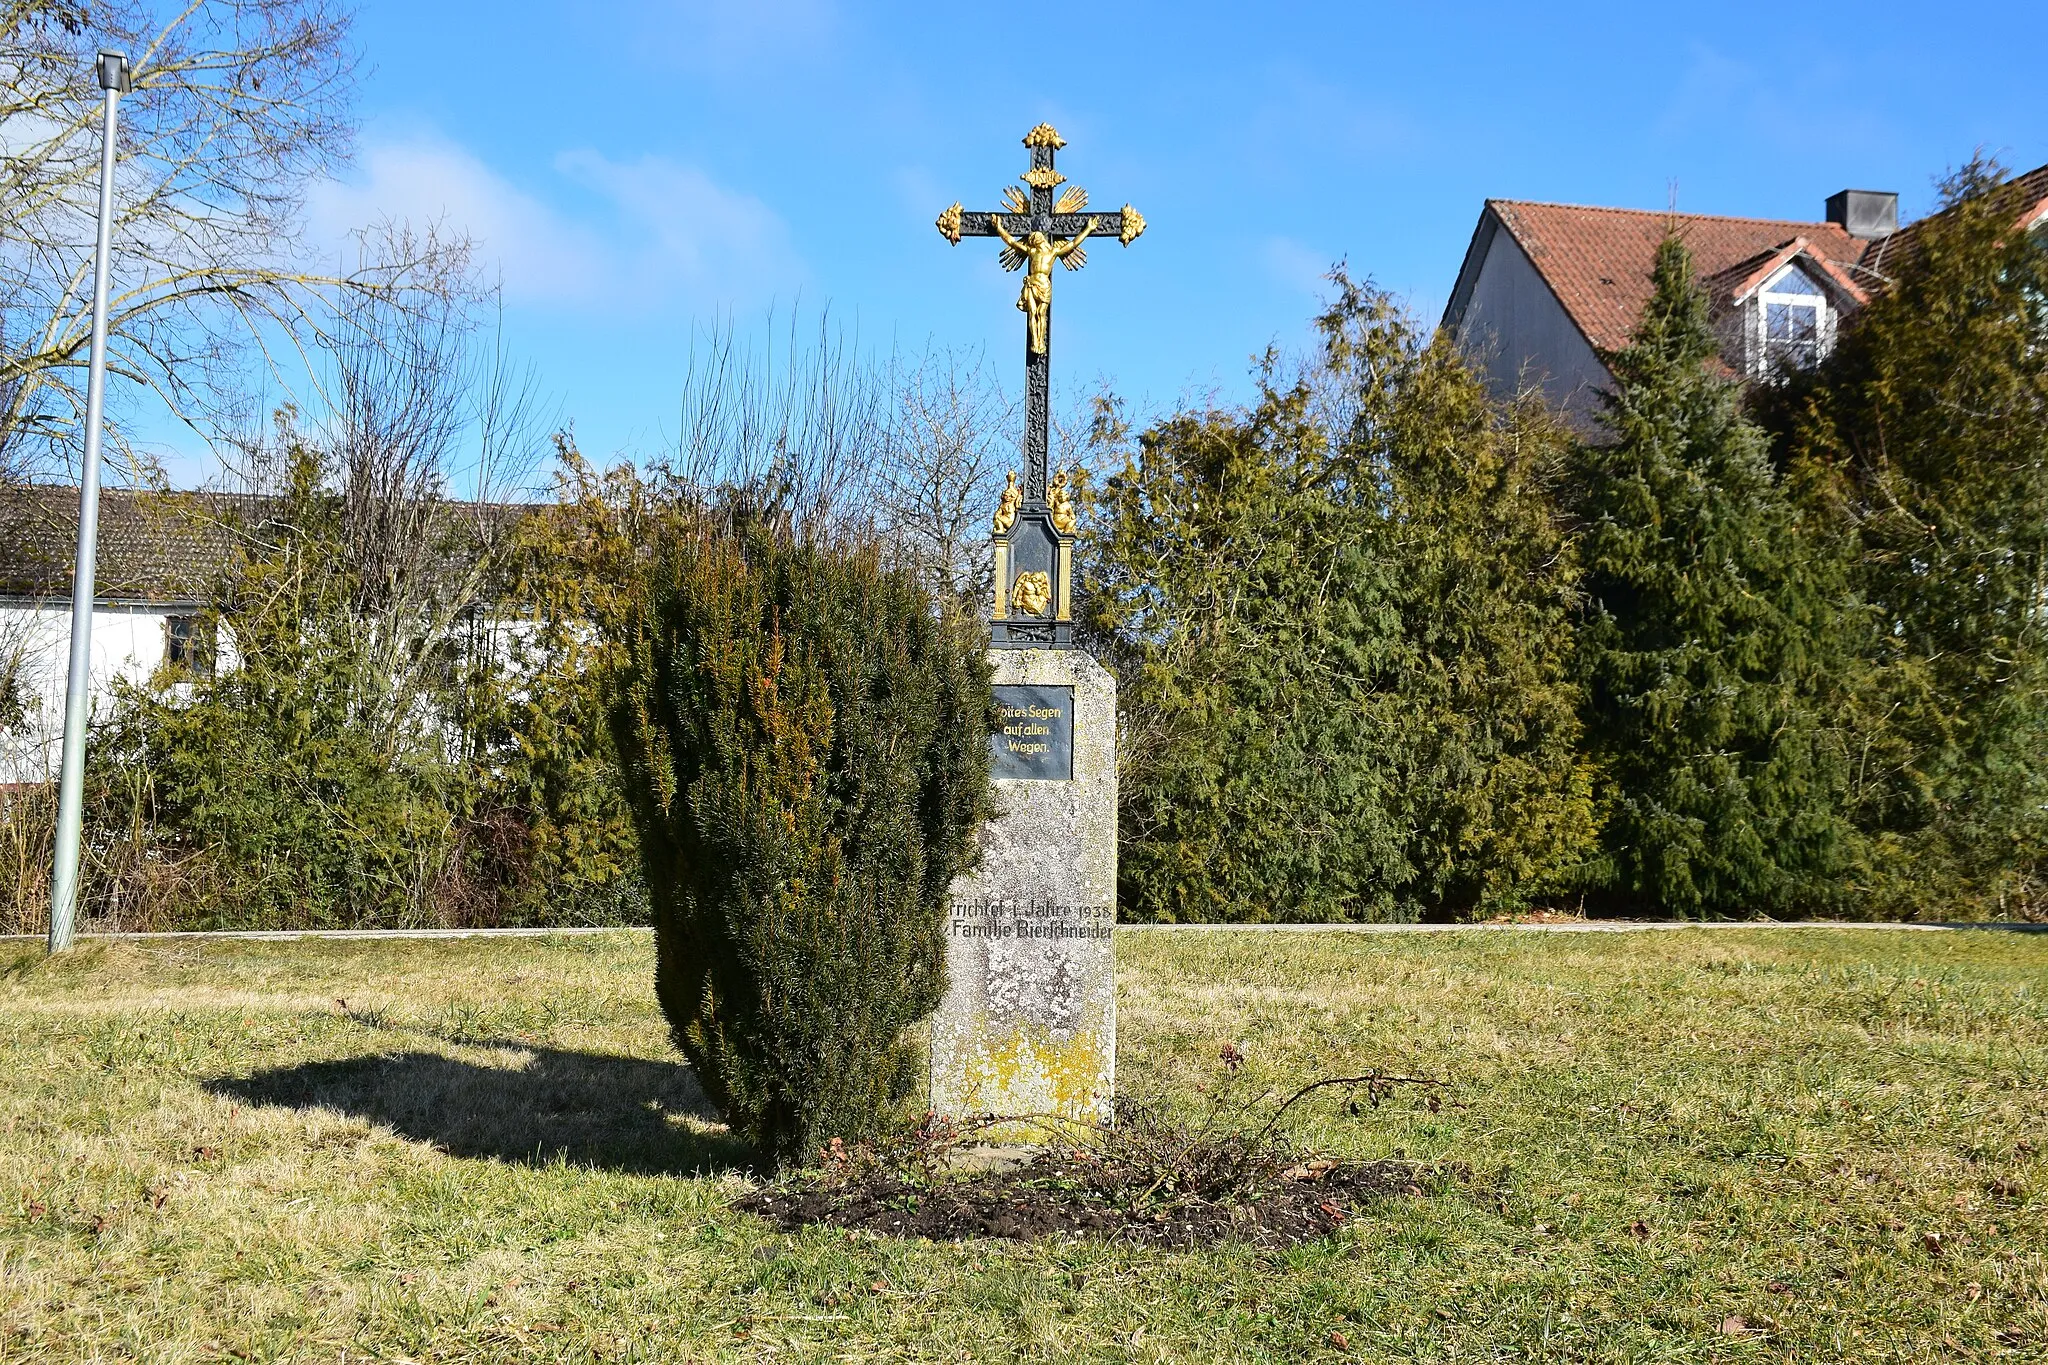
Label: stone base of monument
xmin=929 ymin=648 xmax=1116 ymax=1138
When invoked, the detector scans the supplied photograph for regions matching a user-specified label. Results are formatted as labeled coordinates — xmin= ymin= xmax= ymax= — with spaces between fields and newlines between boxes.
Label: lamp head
xmin=95 ymin=50 xmax=131 ymax=94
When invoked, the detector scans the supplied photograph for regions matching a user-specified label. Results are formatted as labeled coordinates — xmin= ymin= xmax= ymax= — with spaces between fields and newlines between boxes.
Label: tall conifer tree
xmin=1081 ymin=377 xmax=1412 ymax=921
xmin=1319 ymin=276 xmax=1595 ymax=914
xmin=1575 ymin=237 xmax=1855 ymax=915
xmin=1776 ymin=160 xmax=2048 ymax=915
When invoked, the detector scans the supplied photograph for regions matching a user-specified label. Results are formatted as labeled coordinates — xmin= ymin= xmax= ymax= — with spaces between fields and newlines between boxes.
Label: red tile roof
xmin=1485 ymin=200 xmax=1875 ymax=355
xmin=1858 ymin=162 xmax=2048 ymax=286
xmin=1708 ymin=236 xmax=1869 ymax=307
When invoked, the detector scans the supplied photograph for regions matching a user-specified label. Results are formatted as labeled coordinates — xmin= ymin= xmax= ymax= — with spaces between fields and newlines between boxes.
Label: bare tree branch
xmin=665 ymin=310 xmax=892 ymax=543
xmin=1 ymin=0 xmax=468 ymax=480
xmin=873 ymin=344 xmax=1014 ymax=607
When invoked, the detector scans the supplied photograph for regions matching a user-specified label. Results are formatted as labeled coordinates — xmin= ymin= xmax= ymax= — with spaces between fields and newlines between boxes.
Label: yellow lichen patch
xmin=950 ymin=1021 xmax=1110 ymax=1136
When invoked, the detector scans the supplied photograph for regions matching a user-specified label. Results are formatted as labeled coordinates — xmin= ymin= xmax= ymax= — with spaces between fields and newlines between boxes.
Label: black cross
xmin=936 ymin=124 xmax=1145 ymax=502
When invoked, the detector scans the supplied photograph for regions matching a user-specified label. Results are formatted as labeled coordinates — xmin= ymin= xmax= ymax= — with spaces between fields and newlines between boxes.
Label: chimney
xmin=1827 ymin=189 xmax=1898 ymax=239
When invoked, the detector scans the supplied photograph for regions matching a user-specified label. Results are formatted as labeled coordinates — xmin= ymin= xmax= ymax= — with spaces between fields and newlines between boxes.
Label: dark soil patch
xmin=735 ymin=1151 xmax=1459 ymax=1248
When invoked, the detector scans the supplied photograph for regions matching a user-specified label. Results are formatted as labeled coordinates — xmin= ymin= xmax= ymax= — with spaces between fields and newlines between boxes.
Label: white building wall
xmin=0 ymin=601 xmax=181 ymax=786
xmin=1456 ymin=229 xmax=1613 ymax=428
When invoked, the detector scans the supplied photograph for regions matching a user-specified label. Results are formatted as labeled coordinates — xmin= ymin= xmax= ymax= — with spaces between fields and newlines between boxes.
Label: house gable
xmin=1443 ymin=204 xmax=1610 ymax=423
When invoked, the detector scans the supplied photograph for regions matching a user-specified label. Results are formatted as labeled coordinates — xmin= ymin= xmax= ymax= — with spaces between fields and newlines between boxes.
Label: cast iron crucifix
xmin=936 ymin=123 xmax=1145 ymax=647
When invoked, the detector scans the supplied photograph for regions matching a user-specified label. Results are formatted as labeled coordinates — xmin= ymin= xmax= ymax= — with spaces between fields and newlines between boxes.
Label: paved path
xmin=5 ymin=920 xmax=2041 ymax=943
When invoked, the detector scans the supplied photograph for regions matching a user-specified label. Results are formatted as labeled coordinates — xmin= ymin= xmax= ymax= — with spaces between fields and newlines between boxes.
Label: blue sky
xmin=165 ymin=0 xmax=2047 ymax=484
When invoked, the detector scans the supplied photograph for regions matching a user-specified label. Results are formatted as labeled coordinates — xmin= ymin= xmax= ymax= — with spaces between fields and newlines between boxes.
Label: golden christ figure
xmin=990 ymin=216 xmax=1096 ymax=355
xmin=931 ymin=124 xmax=1144 ymax=410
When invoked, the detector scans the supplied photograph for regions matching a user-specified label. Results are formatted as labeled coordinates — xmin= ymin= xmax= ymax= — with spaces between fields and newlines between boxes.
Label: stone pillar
xmin=930 ymin=647 xmax=1116 ymax=1132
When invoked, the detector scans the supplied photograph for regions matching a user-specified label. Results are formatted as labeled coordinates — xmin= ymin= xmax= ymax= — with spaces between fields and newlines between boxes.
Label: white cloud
xmin=1238 ymin=66 xmax=1420 ymax=170
xmin=1654 ymin=43 xmax=1878 ymax=156
xmin=305 ymin=133 xmax=802 ymax=313
xmin=305 ymin=136 xmax=607 ymax=305
xmin=1654 ymin=46 xmax=1760 ymax=140
xmin=891 ymin=164 xmax=947 ymax=228
xmin=555 ymin=149 xmax=801 ymax=303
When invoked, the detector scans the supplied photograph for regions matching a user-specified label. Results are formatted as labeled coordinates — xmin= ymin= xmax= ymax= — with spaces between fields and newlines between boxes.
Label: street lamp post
xmin=48 ymin=49 xmax=132 ymax=954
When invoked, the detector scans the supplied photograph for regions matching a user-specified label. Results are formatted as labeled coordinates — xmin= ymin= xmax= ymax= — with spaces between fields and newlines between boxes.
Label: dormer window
xmin=1749 ymin=262 xmax=1834 ymax=377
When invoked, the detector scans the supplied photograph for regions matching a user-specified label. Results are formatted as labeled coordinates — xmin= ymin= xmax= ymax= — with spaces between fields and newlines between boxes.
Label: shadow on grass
xmin=208 ymin=1044 xmax=747 ymax=1175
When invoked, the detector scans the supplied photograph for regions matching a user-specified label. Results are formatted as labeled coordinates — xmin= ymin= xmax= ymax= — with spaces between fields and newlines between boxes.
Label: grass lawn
xmin=0 ymin=928 xmax=2043 ymax=1363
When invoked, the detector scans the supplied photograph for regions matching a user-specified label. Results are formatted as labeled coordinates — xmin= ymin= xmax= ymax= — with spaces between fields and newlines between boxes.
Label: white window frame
xmin=1748 ymin=262 xmax=1835 ymax=378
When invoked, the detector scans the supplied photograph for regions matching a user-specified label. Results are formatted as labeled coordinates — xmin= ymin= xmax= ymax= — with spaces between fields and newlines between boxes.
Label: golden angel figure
xmin=992 ymin=470 xmax=1021 ymax=534
xmin=990 ymin=215 xmax=1097 ymax=354
xmin=1049 ymin=468 xmax=1077 ymax=535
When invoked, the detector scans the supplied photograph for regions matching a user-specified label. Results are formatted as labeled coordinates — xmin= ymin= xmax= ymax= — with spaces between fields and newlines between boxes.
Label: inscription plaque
xmin=991 ymin=684 xmax=1073 ymax=781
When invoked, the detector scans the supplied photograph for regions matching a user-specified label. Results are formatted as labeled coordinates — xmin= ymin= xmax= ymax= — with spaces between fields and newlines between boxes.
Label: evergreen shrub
xmin=70 ymin=438 xmax=648 ymax=931
xmin=1082 ymin=390 xmax=1409 ymax=921
xmin=612 ymin=511 xmax=993 ymax=1170
xmin=1772 ymin=159 xmax=2048 ymax=916
xmin=83 ymin=452 xmax=488 ymax=929
xmin=1083 ymin=274 xmax=1592 ymax=921
xmin=1572 ymin=237 xmax=1859 ymax=916
xmin=1321 ymin=277 xmax=1596 ymax=915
